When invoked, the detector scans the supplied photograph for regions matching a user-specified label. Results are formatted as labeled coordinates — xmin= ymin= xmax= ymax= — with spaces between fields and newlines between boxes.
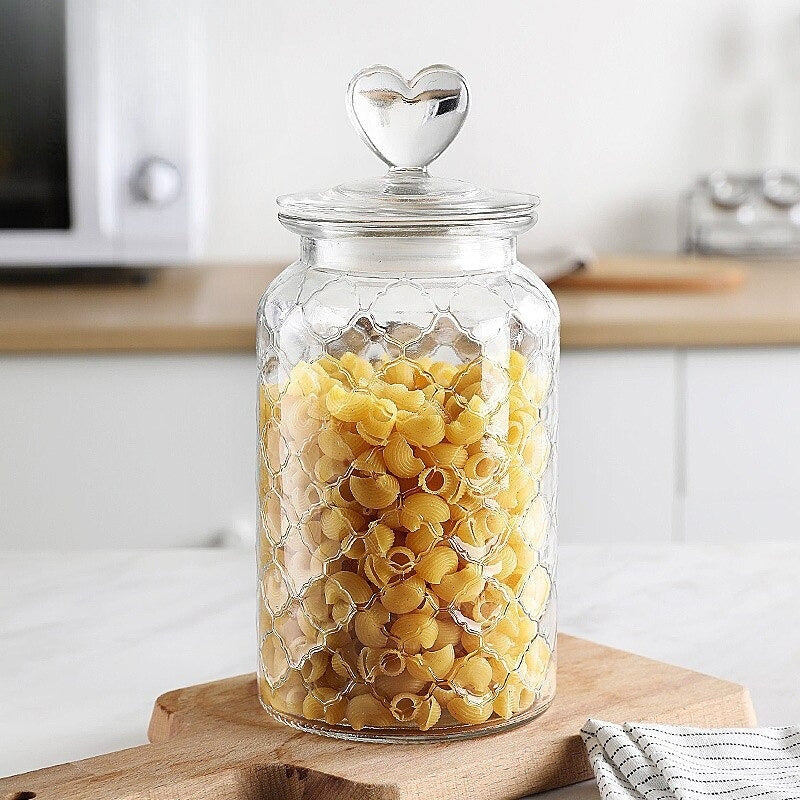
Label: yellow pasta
xmin=299 ymin=650 xmax=329 ymax=683
xmin=453 ymin=656 xmax=494 ymax=694
xmin=381 ymin=575 xmax=426 ymax=614
xmin=380 ymin=359 xmax=417 ymax=388
xmin=447 ymin=695 xmax=494 ymax=725
xmin=349 ymin=473 xmax=400 ymax=509
xmin=363 ymin=553 xmax=398 ymax=587
xmin=398 ymin=492 xmax=450 ymax=531
xmin=413 ymin=696 xmax=442 ymax=731
xmin=325 ymin=571 xmax=373 ymax=606
xmin=521 ymin=636 xmax=551 ymax=690
xmin=464 ymin=451 xmax=501 ymax=486
xmin=396 ymin=406 xmax=446 ymax=448
xmin=390 ymin=692 xmax=422 ymax=722
xmin=418 ymin=466 xmax=462 ymax=502
xmin=317 ymin=426 xmax=354 ymax=461
xmin=352 ymin=447 xmax=387 ymax=474
xmin=384 ymin=432 xmax=426 ymax=478
xmin=257 ymin=349 xmax=555 ymax=734
xmin=355 ymin=397 xmax=398 ymax=446
xmin=493 ymin=681 xmax=522 ymax=720
xmin=302 ymin=687 xmax=348 ymax=724
xmin=385 ymin=546 xmax=416 ymax=576
xmin=320 ymin=507 xmax=364 ymax=540
xmin=364 ymin=522 xmax=395 ymax=556
xmin=339 ymin=352 xmax=375 ymax=384
xmin=486 ymin=545 xmax=518 ymax=580
xmin=373 ymin=672 xmax=427 ymax=701
xmin=354 ymin=603 xmax=390 ymax=648
xmin=388 ymin=613 xmax=438 ymax=654
xmin=404 ymin=521 xmax=444 ymax=554
xmin=406 ymin=643 xmax=455 ymax=681
xmin=346 ymin=693 xmax=396 ymax=730
xmin=314 ymin=454 xmax=346 ymax=485
xmin=374 ymin=381 xmax=426 ymax=412
xmin=434 ymin=564 xmax=486 ymax=605
xmin=415 ymin=547 xmax=459 ymax=585
xmin=432 ymin=616 xmax=464 ymax=649
xmin=325 ymin=384 xmax=372 ymax=422
xmin=377 ymin=648 xmax=407 ymax=677
xmin=426 ymin=360 xmax=455 ymax=385
xmin=422 ymin=442 xmax=468 ymax=469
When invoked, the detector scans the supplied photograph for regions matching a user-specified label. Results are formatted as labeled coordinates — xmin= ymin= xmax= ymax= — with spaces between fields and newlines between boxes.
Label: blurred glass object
xmin=683 ymin=171 xmax=800 ymax=256
xmin=0 ymin=0 xmax=69 ymax=230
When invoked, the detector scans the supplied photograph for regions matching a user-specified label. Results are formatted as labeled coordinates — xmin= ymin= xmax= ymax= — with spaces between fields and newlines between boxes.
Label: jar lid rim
xmin=277 ymin=173 xmax=540 ymax=233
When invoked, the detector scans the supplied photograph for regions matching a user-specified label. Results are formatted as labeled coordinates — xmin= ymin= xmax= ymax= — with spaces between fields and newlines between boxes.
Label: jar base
xmin=258 ymin=695 xmax=555 ymax=743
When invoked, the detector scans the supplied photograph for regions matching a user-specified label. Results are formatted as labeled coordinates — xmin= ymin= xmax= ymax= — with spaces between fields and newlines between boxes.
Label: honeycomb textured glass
xmin=256 ymin=258 xmax=559 ymax=741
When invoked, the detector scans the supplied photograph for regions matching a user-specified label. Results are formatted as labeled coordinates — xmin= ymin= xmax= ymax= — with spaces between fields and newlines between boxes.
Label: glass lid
xmin=277 ymin=64 xmax=539 ymax=236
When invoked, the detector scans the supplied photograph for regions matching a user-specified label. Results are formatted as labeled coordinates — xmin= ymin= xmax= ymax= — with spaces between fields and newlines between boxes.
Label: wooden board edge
xmin=148 ymin=674 xmax=256 ymax=743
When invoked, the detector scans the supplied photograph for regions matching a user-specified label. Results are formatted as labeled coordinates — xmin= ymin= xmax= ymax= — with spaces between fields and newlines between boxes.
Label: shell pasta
xmin=258 ymin=350 xmax=555 ymax=735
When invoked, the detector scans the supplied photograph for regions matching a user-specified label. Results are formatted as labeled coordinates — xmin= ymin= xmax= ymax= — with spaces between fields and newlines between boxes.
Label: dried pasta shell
xmin=396 ymin=407 xmax=446 ymax=448
xmin=346 ymin=693 xmax=395 ymax=730
xmin=405 ymin=522 xmax=444 ymax=554
xmin=447 ymin=695 xmax=494 ymax=725
xmin=364 ymin=522 xmax=395 ymax=556
xmin=325 ymin=384 xmax=372 ymax=423
xmin=353 ymin=603 xmax=390 ymax=648
xmin=388 ymin=612 xmax=438 ymax=654
xmin=349 ymin=473 xmax=400 ymax=509
xmin=339 ymin=352 xmax=375 ymax=383
xmin=453 ymin=656 xmax=493 ymax=693
xmin=384 ymin=432 xmax=426 ymax=478
xmin=399 ymin=492 xmax=450 ymax=531
xmin=325 ymin=571 xmax=373 ymax=605
xmin=355 ymin=397 xmax=398 ymax=446
xmin=413 ymin=696 xmax=442 ymax=731
xmin=406 ymin=644 xmax=455 ymax=681
xmin=318 ymin=427 xmax=357 ymax=460
xmin=374 ymin=381 xmax=426 ymax=412
xmin=352 ymin=447 xmax=387 ymax=474
xmin=434 ymin=564 xmax=486 ymax=605
xmin=415 ymin=547 xmax=459 ymax=585
xmin=381 ymin=575 xmax=426 ymax=614
xmin=302 ymin=687 xmax=348 ymax=724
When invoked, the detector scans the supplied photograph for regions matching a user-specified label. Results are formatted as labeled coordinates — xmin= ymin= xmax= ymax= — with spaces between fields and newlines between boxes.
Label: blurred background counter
xmin=2 ymin=257 xmax=800 ymax=550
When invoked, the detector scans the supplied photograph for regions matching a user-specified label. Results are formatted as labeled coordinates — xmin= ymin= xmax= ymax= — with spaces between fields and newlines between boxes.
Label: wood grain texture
xmin=549 ymin=255 xmax=746 ymax=293
xmin=1 ymin=258 xmax=800 ymax=352
xmin=0 ymin=635 xmax=756 ymax=800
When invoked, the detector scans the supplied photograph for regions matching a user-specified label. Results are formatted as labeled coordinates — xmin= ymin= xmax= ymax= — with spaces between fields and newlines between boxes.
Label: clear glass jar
xmin=256 ymin=65 xmax=558 ymax=741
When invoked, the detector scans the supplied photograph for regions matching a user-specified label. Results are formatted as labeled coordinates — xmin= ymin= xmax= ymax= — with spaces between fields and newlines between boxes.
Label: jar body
xmin=256 ymin=237 xmax=558 ymax=741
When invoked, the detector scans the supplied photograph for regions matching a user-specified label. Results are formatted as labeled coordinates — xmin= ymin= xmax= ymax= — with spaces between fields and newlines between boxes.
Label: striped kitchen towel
xmin=581 ymin=719 xmax=800 ymax=799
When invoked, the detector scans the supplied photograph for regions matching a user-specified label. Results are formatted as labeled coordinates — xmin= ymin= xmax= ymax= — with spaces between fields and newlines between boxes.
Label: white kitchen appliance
xmin=0 ymin=0 xmax=206 ymax=267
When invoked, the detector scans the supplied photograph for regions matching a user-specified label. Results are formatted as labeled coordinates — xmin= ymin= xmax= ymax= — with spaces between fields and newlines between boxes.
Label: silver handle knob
xmin=346 ymin=64 xmax=469 ymax=171
xmin=130 ymin=157 xmax=182 ymax=206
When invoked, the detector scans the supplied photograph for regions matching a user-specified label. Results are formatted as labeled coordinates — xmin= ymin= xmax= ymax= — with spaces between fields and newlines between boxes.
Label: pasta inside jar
xmin=257 ymin=350 xmax=556 ymax=739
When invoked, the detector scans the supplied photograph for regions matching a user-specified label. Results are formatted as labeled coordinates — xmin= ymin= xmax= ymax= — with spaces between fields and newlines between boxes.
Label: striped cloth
xmin=581 ymin=719 xmax=800 ymax=800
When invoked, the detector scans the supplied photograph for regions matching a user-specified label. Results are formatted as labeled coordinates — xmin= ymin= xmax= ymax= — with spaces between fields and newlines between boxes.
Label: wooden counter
xmin=1 ymin=259 xmax=799 ymax=353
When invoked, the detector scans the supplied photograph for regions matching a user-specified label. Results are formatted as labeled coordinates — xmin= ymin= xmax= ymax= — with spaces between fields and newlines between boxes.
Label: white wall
xmin=201 ymin=0 xmax=800 ymax=262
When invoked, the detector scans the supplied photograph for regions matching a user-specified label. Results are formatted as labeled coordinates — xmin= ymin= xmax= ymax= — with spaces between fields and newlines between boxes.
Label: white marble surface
xmin=2 ymin=543 xmax=798 ymax=798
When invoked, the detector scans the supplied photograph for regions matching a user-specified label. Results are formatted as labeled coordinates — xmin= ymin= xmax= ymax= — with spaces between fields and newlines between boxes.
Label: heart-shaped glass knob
xmin=346 ymin=64 xmax=469 ymax=171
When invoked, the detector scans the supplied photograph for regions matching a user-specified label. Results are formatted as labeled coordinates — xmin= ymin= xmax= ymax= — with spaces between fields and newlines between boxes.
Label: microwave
xmin=0 ymin=0 xmax=206 ymax=267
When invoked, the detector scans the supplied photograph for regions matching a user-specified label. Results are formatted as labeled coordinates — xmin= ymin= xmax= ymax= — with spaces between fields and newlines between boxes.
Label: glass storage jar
xmin=256 ymin=65 xmax=558 ymax=741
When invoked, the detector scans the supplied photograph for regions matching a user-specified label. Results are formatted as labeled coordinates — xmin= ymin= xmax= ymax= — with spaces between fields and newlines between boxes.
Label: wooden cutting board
xmin=548 ymin=255 xmax=747 ymax=293
xmin=0 ymin=634 xmax=755 ymax=800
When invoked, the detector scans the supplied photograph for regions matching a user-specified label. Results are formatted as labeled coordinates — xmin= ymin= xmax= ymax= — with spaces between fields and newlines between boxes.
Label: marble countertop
xmin=2 ymin=543 xmax=798 ymax=798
